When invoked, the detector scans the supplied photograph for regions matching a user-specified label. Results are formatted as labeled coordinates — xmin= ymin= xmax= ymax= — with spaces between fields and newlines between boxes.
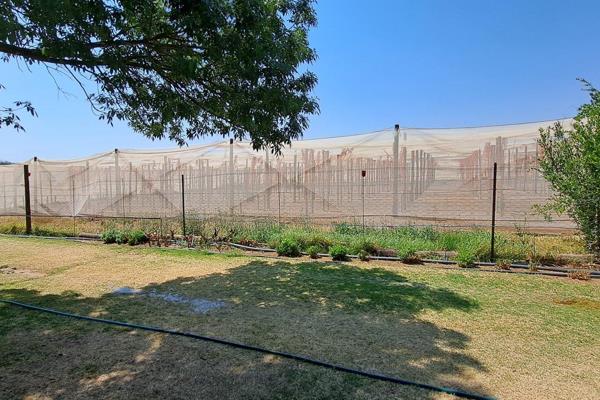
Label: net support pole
xmin=490 ymin=162 xmax=497 ymax=261
xmin=23 ymin=164 xmax=31 ymax=234
xmin=114 ymin=149 xmax=121 ymax=211
xmin=392 ymin=124 xmax=400 ymax=216
xmin=181 ymin=174 xmax=186 ymax=236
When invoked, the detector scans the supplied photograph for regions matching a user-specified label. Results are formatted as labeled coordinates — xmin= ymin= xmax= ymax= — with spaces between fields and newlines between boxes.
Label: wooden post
xmin=23 ymin=164 xmax=32 ymax=234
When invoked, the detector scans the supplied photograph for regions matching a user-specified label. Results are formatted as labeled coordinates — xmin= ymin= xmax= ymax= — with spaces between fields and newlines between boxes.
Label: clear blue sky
xmin=1 ymin=0 xmax=599 ymax=162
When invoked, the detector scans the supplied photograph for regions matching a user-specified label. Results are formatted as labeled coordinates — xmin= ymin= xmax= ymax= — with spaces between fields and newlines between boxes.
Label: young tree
xmin=0 ymin=0 xmax=319 ymax=153
xmin=537 ymin=80 xmax=600 ymax=254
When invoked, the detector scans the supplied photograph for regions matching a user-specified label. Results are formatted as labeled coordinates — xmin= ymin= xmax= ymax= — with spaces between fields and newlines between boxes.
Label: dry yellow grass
xmin=1 ymin=237 xmax=599 ymax=400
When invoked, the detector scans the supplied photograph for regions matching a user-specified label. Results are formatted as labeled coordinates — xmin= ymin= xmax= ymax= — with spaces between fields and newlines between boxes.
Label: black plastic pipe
xmin=0 ymin=299 xmax=495 ymax=400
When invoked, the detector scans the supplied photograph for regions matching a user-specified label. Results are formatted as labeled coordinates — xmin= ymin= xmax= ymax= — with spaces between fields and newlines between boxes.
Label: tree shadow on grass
xmin=0 ymin=260 xmax=492 ymax=399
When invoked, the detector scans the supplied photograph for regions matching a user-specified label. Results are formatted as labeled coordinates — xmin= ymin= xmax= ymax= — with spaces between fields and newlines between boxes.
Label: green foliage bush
xmin=358 ymin=249 xmax=370 ymax=262
xmin=307 ymin=245 xmax=321 ymax=259
xmin=128 ymin=230 xmax=148 ymax=246
xmin=115 ymin=230 xmax=130 ymax=244
xmin=101 ymin=228 xmax=119 ymax=244
xmin=276 ymin=237 xmax=301 ymax=257
xmin=537 ymin=80 xmax=600 ymax=254
xmin=101 ymin=228 xmax=147 ymax=246
xmin=456 ymin=251 xmax=476 ymax=268
xmin=330 ymin=244 xmax=349 ymax=261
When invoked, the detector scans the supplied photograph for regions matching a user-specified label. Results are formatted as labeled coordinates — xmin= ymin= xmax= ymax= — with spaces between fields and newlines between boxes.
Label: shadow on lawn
xmin=0 ymin=260 xmax=492 ymax=400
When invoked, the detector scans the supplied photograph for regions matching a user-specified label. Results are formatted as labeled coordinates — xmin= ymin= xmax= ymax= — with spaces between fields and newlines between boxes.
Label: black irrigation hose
xmin=0 ymin=299 xmax=495 ymax=400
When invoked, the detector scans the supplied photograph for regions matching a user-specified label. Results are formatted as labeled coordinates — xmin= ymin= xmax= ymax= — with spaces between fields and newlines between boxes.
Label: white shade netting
xmin=0 ymin=118 xmax=576 ymax=230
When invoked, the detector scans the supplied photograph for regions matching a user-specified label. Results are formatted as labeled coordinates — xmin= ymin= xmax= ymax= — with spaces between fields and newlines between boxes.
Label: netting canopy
xmin=0 ymin=118 xmax=576 ymax=230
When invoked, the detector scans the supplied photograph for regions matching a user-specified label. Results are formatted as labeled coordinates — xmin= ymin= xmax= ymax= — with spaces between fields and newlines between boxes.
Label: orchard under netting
xmin=0 ymin=119 xmax=576 ymax=231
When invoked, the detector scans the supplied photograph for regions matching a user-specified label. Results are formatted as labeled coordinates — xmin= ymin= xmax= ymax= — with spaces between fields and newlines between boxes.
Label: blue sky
xmin=1 ymin=0 xmax=599 ymax=162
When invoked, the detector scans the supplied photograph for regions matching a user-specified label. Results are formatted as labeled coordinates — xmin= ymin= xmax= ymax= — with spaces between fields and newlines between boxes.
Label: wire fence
xmin=0 ymin=119 xmax=578 ymax=235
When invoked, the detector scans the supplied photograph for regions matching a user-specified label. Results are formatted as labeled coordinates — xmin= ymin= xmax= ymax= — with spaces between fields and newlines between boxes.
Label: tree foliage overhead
xmin=0 ymin=0 xmax=319 ymax=152
xmin=537 ymin=79 xmax=600 ymax=253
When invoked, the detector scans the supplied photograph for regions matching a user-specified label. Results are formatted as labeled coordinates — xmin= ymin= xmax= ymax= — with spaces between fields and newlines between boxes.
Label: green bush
xmin=101 ymin=228 xmax=119 ymax=244
xmin=358 ymin=249 xmax=370 ymax=261
xmin=115 ymin=230 xmax=130 ymax=245
xmin=276 ymin=237 xmax=301 ymax=257
xmin=307 ymin=245 xmax=320 ymax=259
xmin=330 ymin=244 xmax=349 ymax=261
xmin=456 ymin=251 xmax=476 ymax=268
xmin=128 ymin=230 xmax=148 ymax=246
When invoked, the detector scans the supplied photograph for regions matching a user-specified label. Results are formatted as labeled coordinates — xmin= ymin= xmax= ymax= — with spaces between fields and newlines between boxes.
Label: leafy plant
xmin=128 ymin=230 xmax=148 ymax=246
xmin=101 ymin=228 xmax=119 ymax=244
xmin=358 ymin=250 xmax=370 ymax=262
xmin=537 ymin=79 xmax=600 ymax=254
xmin=495 ymin=259 xmax=512 ymax=271
xmin=115 ymin=230 xmax=129 ymax=245
xmin=0 ymin=1 xmax=319 ymax=152
xmin=567 ymin=270 xmax=591 ymax=281
xmin=307 ymin=245 xmax=320 ymax=259
xmin=330 ymin=244 xmax=349 ymax=261
xmin=456 ymin=251 xmax=476 ymax=268
xmin=276 ymin=238 xmax=301 ymax=257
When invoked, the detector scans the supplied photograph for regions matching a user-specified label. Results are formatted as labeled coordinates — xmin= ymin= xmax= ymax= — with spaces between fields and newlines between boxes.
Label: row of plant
xmin=101 ymin=228 xmax=148 ymax=246
xmin=224 ymin=221 xmax=587 ymax=266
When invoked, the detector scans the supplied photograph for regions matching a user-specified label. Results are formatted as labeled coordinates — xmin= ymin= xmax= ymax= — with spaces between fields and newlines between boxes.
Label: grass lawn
xmin=0 ymin=237 xmax=599 ymax=400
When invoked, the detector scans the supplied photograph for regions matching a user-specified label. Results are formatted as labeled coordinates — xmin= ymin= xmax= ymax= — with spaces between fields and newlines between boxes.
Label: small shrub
xmin=276 ymin=237 xmax=301 ymax=257
xmin=307 ymin=245 xmax=321 ymax=259
xmin=330 ymin=244 xmax=349 ymax=261
xmin=115 ymin=230 xmax=130 ymax=245
xmin=358 ymin=250 xmax=370 ymax=262
xmin=128 ymin=230 xmax=148 ymax=246
xmin=568 ymin=270 xmax=591 ymax=281
xmin=456 ymin=251 xmax=476 ymax=268
xmin=101 ymin=228 xmax=119 ymax=244
xmin=496 ymin=259 xmax=512 ymax=271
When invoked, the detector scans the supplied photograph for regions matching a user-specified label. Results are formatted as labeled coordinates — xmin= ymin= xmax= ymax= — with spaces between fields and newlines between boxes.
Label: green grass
xmin=0 ymin=236 xmax=598 ymax=399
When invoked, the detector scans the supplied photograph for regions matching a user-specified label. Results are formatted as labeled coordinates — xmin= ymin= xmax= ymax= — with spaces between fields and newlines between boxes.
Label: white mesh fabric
xmin=0 ymin=118 xmax=576 ymax=230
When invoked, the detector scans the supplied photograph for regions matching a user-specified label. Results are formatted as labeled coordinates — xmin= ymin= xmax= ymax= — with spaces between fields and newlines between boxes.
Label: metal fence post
xmin=277 ymin=171 xmax=281 ymax=226
xmin=491 ymin=162 xmax=497 ymax=261
xmin=23 ymin=164 xmax=31 ymax=234
xmin=181 ymin=174 xmax=186 ymax=236
xmin=361 ymin=170 xmax=366 ymax=231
